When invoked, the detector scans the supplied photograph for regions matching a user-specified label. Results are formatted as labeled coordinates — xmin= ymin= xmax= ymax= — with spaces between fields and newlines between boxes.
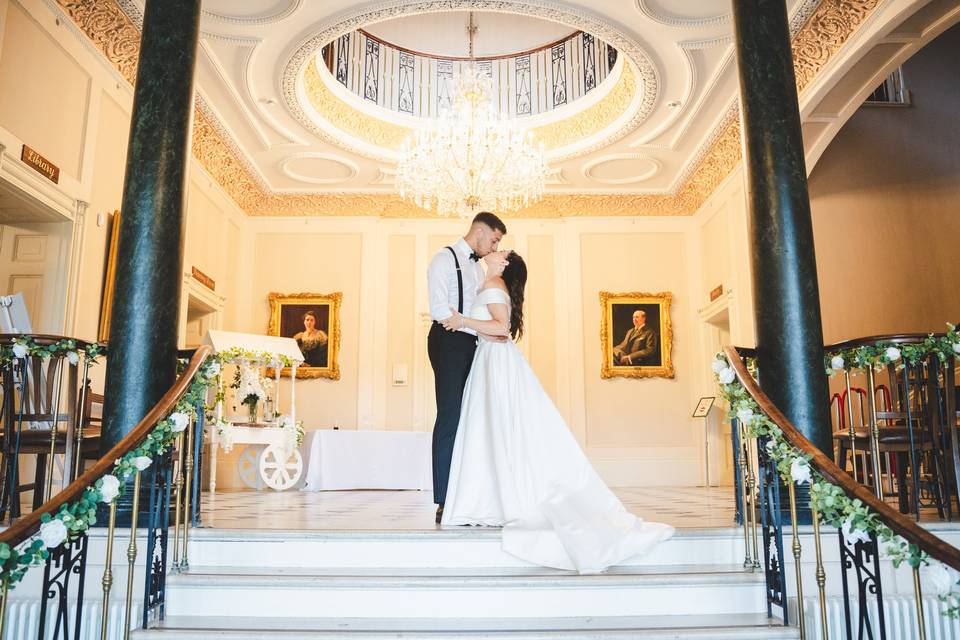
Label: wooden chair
xmin=0 ymin=353 xmax=83 ymax=518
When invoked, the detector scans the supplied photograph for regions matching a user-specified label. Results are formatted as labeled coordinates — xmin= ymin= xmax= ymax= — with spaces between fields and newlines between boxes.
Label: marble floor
xmin=196 ymin=485 xmax=738 ymax=531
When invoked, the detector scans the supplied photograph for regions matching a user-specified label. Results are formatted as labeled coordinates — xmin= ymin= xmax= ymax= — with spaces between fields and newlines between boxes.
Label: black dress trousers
xmin=428 ymin=322 xmax=477 ymax=505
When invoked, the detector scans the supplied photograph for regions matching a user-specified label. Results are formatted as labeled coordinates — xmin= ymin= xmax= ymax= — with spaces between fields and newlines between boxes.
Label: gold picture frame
xmin=600 ymin=291 xmax=674 ymax=379
xmin=268 ymin=292 xmax=342 ymax=379
xmin=97 ymin=209 xmax=121 ymax=343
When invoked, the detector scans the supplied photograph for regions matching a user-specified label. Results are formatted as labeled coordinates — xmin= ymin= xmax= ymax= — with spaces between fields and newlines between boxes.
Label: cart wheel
xmin=259 ymin=445 xmax=303 ymax=491
xmin=238 ymin=445 xmax=266 ymax=490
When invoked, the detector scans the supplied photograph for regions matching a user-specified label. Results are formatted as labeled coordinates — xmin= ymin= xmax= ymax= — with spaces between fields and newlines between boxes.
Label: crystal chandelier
xmin=396 ymin=13 xmax=548 ymax=217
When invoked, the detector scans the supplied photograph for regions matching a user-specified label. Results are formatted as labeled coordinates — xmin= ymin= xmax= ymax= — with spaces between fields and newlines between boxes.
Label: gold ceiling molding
xmin=57 ymin=0 xmax=140 ymax=85
xmin=61 ymin=0 xmax=883 ymax=218
xmin=302 ymin=58 xmax=410 ymax=151
xmin=791 ymin=0 xmax=881 ymax=93
xmin=301 ymin=58 xmax=636 ymax=155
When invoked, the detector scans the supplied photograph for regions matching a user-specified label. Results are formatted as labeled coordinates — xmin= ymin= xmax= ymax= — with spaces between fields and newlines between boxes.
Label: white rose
xmin=711 ymin=359 xmax=728 ymax=374
xmin=206 ymin=361 xmax=221 ymax=377
xmin=830 ymin=355 xmax=845 ymax=371
xmin=169 ymin=412 xmax=190 ymax=433
xmin=841 ymin=517 xmax=871 ymax=546
xmin=66 ymin=351 xmax=80 ymax=366
xmin=885 ymin=347 xmax=901 ymax=362
xmin=790 ymin=458 xmax=812 ymax=485
xmin=736 ymin=407 xmax=754 ymax=425
xmin=99 ymin=475 xmax=120 ymax=503
xmin=133 ymin=456 xmax=152 ymax=471
xmin=12 ymin=343 xmax=28 ymax=359
xmin=952 ymin=343 xmax=960 ymax=355
xmin=923 ymin=561 xmax=959 ymax=597
xmin=718 ymin=367 xmax=736 ymax=384
xmin=39 ymin=519 xmax=68 ymax=549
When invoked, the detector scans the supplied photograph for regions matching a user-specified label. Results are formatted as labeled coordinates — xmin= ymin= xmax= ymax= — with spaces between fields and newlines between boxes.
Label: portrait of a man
xmin=600 ymin=291 xmax=674 ymax=379
xmin=612 ymin=308 xmax=660 ymax=367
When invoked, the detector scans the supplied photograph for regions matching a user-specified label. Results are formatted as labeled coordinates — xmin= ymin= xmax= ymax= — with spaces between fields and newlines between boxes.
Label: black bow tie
xmin=469 ymin=252 xmax=480 ymax=262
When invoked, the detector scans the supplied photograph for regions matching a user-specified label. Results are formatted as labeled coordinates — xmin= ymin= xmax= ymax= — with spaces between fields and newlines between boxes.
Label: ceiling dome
xmin=362 ymin=12 xmax=575 ymax=58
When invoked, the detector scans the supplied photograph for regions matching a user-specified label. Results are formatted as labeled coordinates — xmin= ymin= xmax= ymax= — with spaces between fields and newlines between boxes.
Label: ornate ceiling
xmin=57 ymin=0 xmax=882 ymax=217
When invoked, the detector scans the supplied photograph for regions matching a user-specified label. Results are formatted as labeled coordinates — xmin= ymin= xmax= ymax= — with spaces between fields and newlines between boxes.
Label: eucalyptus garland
xmin=824 ymin=322 xmax=960 ymax=374
xmin=712 ymin=352 xmax=960 ymax=618
xmin=0 ymin=338 xmax=307 ymax=590
xmin=0 ymin=354 xmax=220 ymax=589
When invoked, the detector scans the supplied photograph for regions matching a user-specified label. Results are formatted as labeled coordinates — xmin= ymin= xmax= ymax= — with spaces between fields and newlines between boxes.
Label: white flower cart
xmin=203 ymin=330 xmax=305 ymax=492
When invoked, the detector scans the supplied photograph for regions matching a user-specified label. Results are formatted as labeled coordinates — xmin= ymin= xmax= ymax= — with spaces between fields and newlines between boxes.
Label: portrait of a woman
xmin=293 ymin=310 xmax=328 ymax=368
xmin=269 ymin=291 xmax=341 ymax=379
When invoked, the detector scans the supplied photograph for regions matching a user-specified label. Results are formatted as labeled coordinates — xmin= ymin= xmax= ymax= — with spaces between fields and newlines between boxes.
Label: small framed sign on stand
xmin=693 ymin=396 xmax=715 ymax=418
xmin=693 ymin=396 xmax=716 ymax=486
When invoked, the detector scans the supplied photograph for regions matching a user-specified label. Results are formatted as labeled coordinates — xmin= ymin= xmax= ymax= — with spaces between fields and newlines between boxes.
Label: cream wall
xmin=808 ymin=23 xmax=960 ymax=343
xmin=0 ymin=0 xmax=247 ymax=377
xmin=232 ymin=216 xmax=715 ymax=487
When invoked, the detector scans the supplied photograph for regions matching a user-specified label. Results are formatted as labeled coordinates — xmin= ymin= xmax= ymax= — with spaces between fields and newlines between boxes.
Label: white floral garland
xmin=712 ymin=353 xmax=960 ymax=618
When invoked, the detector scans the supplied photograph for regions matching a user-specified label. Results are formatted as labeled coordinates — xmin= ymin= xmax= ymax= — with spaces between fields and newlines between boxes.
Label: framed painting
xmin=267 ymin=292 xmax=342 ymax=380
xmin=98 ymin=209 xmax=121 ymax=343
xmin=600 ymin=291 xmax=674 ymax=379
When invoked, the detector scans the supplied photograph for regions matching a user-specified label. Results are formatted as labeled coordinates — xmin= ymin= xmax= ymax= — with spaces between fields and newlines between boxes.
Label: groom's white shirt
xmin=427 ymin=238 xmax=484 ymax=336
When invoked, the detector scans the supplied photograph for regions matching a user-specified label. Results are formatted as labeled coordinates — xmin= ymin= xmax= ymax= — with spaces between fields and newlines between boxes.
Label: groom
xmin=427 ymin=211 xmax=506 ymax=523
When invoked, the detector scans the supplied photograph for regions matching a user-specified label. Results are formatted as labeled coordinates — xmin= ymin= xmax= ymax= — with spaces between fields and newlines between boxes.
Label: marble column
xmin=731 ymin=1 xmax=833 ymax=459
xmin=101 ymin=0 xmax=201 ymax=521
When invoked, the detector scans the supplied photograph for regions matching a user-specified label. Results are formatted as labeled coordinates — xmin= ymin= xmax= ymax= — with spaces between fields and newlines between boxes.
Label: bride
xmin=438 ymin=250 xmax=674 ymax=573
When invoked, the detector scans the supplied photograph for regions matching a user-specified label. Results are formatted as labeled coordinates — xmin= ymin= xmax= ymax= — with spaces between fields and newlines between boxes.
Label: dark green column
xmin=731 ymin=0 xmax=833 ymax=458
xmin=101 ymin=0 xmax=201 ymax=520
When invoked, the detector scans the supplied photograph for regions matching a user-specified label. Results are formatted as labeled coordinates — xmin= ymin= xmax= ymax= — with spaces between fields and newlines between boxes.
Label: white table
xmin=300 ymin=429 xmax=432 ymax=491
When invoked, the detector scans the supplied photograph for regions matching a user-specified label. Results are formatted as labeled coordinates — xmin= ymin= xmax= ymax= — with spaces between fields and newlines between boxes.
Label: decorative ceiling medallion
xmin=59 ymin=0 xmax=885 ymax=218
xmin=299 ymin=57 xmax=637 ymax=162
xmin=279 ymin=154 xmax=359 ymax=185
xmin=583 ymin=154 xmax=660 ymax=185
xmin=282 ymin=0 xmax=659 ymax=163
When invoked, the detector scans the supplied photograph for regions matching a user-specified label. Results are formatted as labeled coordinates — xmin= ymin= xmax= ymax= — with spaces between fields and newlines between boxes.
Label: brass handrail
xmin=723 ymin=345 xmax=960 ymax=572
xmin=0 ymin=345 xmax=211 ymax=549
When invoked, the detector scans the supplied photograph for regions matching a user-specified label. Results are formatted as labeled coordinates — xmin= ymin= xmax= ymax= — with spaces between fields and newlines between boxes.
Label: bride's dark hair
xmin=502 ymin=251 xmax=527 ymax=340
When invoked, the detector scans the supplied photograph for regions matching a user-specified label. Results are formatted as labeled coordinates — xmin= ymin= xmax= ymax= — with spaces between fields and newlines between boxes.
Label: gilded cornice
xmin=59 ymin=0 xmax=883 ymax=218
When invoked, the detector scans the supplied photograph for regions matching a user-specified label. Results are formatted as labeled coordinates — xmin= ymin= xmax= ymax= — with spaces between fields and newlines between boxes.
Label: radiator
xmin=5 ymin=599 xmax=142 ymax=640
xmin=790 ymin=594 xmax=960 ymax=640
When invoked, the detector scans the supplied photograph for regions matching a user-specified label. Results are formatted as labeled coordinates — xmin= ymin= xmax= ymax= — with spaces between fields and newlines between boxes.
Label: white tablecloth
xmin=300 ymin=429 xmax=432 ymax=491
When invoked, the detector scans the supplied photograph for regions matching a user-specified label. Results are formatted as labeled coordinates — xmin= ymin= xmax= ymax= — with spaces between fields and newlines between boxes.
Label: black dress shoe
xmin=435 ymin=505 xmax=444 ymax=524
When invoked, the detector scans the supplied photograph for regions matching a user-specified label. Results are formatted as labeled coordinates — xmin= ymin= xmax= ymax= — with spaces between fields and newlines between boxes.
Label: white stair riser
xmin=165 ymin=582 xmax=768 ymax=618
xmin=187 ymin=535 xmax=745 ymax=569
xmin=132 ymin=627 xmax=799 ymax=640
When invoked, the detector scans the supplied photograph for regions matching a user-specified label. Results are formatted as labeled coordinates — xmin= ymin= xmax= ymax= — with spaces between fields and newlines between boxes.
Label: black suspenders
xmin=445 ymin=246 xmax=464 ymax=314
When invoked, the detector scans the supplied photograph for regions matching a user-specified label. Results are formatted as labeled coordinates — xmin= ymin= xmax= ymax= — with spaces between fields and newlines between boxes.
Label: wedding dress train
xmin=441 ymin=288 xmax=674 ymax=572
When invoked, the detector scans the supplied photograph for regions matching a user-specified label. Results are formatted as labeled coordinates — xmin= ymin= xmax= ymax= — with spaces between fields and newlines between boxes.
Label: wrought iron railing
xmin=0 ymin=345 xmax=212 ymax=639
xmin=719 ymin=340 xmax=960 ymax=639
xmin=320 ymin=28 xmax=618 ymax=118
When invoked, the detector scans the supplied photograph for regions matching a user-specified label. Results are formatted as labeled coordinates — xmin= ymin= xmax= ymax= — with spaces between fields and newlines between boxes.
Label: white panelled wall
xmin=232 ymin=202 xmax=757 ymax=489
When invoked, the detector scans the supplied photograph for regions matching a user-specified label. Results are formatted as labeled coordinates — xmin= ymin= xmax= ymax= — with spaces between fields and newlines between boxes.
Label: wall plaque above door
xmin=20 ymin=145 xmax=59 ymax=184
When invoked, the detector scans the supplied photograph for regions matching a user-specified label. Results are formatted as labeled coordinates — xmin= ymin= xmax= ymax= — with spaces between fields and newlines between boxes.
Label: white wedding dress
xmin=441 ymin=288 xmax=674 ymax=572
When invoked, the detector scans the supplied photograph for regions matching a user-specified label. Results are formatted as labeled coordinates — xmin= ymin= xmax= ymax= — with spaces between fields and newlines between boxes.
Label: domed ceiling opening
xmin=317 ymin=12 xmax=618 ymax=122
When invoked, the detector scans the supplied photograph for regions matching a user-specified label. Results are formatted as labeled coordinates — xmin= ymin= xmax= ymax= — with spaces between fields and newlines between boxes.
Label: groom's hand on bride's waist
xmin=478 ymin=332 xmax=508 ymax=343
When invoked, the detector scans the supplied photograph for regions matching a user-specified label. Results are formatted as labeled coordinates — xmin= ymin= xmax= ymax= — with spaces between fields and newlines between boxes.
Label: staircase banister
xmin=723 ymin=344 xmax=960 ymax=572
xmin=0 ymin=345 xmax=212 ymax=548
xmin=0 ymin=334 xmax=99 ymax=349
xmin=825 ymin=332 xmax=946 ymax=352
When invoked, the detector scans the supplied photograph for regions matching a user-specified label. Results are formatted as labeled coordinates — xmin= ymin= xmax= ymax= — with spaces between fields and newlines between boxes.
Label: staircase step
xmin=134 ymin=613 xmax=797 ymax=639
xmin=165 ymin=565 xmax=768 ymax=619
xmin=187 ymin=526 xmax=745 ymax=569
